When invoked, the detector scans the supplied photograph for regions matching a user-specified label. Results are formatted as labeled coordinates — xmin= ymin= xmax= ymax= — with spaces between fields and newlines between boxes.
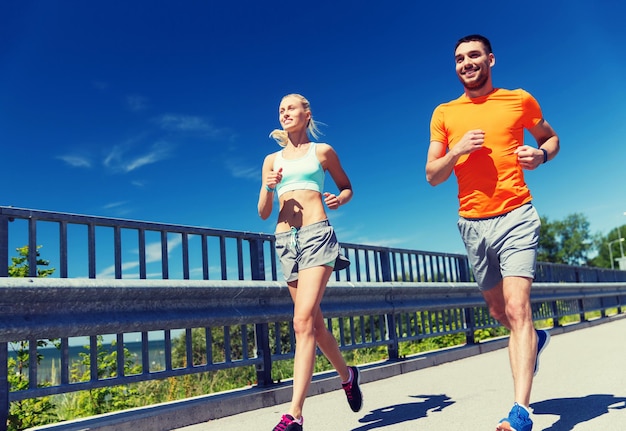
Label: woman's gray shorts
xmin=275 ymin=220 xmax=350 ymax=282
xmin=457 ymin=203 xmax=541 ymax=291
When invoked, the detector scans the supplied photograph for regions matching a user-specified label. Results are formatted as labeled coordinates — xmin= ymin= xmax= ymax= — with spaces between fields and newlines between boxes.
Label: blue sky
xmin=2 ymin=0 xmax=625 ymax=256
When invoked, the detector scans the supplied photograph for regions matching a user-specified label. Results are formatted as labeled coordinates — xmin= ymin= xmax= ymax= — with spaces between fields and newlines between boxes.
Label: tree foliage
xmin=8 ymin=245 xmax=55 ymax=278
xmin=7 ymin=245 xmax=57 ymax=431
xmin=65 ymin=336 xmax=143 ymax=417
xmin=589 ymin=224 xmax=626 ymax=268
xmin=537 ymin=213 xmax=596 ymax=266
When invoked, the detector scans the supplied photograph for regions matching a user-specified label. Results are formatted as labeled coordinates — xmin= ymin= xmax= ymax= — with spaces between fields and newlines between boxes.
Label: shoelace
xmin=344 ymin=383 xmax=354 ymax=399
xmin=274 ymin=416 xmax=291 ymax=431
xmin=275 ymin=414 xmax=301 ymax=431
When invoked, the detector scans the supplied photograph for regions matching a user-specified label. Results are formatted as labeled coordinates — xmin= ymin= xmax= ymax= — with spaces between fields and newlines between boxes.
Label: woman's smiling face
xmin=279 ymin=95 xmax=311 ymax=132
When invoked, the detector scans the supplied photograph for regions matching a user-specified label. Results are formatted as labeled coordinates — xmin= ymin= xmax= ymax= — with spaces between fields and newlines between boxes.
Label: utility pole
xmin=619 ymin=226 xmax=625 ymax=258
xmin=608 ymin=238 xmax=625 ymax=270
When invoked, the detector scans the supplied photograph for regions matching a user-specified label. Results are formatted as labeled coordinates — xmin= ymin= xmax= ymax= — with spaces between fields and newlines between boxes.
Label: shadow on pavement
xmin=531 ymin=394 xmax=626 ymax=431
xmin=351 ymin=394 xmax=454 ymax=431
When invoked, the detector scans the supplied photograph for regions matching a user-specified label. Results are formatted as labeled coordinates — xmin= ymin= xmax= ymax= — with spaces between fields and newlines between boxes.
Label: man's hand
xmin=451 ymin=129 xmax=485 ymax=157
xmin=515 ymin=146 xmax=543 ymax=170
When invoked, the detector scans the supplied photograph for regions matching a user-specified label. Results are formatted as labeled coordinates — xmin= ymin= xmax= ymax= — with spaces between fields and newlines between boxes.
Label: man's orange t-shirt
xmin=430 ymin=88 xmax=543 ymax=219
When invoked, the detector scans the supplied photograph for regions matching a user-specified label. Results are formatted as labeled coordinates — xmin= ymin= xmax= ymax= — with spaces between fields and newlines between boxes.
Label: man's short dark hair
xmin=455 ymin=34 xmax=492 ymax=54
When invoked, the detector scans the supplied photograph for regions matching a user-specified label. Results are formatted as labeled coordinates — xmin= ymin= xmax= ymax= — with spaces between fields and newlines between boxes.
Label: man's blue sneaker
xmin=497 ymin=403 xmax=533 ymax=431
xmin=534 ymin=329 xmax=550 ymax=376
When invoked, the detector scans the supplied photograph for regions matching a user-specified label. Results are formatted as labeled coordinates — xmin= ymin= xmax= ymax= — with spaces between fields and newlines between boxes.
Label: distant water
xmin=8 ymin=340 xmax=168 ymax=385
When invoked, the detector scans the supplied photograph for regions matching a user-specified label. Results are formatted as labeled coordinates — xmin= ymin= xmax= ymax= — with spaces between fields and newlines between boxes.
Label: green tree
xmin=7 ymin=245 xmax=57 ymax=431
xmin=7 ymin=340 xmax=58 ymax=430
xmin=66 ymin=336 xmax=143 ymax=417
xmin=537 ymin=213 xmax=595 ymax=266
xmin=589 ymin=225 xmax=626 ymax=268
xmin=537 ymin=216 xmax=559 ymax=263
xmin=8 ymin=245 xmax=55 ymax=278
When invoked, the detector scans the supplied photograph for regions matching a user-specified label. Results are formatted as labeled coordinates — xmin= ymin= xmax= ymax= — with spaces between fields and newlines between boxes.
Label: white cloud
xmin=104 ymin=141 xmax=172 ymax=173
xmin=97 ymin=261 xmax=141 ymax=279
xmin=103 ymin=201 xmax=128 ymax=209
xmin=57 ymin=155 xmax=92 ymax=168
xmin=96 ymin=236 xmax=182 ymax=278
xmin=155 ymin=114 xmax=223 ymax=137
xmin=225 ymin=159 xmax=258 ymax=180
xmin=103 ymin=146 xmax=123 ymax=168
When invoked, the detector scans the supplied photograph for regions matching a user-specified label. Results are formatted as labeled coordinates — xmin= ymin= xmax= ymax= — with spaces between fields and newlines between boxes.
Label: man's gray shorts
xmin=275 ymin=219 xmax=350 ymax=282
xmin=457 ymin=203 xmax=541 ymax=291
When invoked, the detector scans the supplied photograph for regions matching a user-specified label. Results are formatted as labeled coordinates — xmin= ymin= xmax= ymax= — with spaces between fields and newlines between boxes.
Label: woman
xmin=258 ymin=94 xmax=362 ymax=431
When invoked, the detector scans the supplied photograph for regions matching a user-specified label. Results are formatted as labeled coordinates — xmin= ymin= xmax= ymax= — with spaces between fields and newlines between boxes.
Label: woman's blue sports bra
xmin=273 ymin=143 xmax=325 ymax=198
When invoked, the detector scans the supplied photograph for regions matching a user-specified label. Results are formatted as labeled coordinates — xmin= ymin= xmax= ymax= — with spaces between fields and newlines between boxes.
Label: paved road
xmin=175 ymin=316 xmax=626 ymax=431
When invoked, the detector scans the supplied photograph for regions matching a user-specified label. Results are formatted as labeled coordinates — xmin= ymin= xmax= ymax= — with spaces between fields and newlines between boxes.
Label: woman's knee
xmin=292 ymin=315 xmax=315 ymax=336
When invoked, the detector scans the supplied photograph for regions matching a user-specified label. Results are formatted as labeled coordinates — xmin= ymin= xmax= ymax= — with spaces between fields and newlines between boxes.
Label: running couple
xmin=259 ymin=33 xmax=559 ymax=431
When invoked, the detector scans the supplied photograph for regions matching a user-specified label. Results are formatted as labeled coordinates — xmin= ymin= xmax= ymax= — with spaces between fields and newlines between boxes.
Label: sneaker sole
xmin=534 ymin=329 xmax=551 ymax=376
xmin=354 ymin=366 xmax=363 ymax=412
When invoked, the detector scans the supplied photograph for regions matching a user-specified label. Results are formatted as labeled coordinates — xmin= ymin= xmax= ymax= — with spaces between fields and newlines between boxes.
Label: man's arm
xmin=532 ymin=119 xmax=559 ymax=161
xmin=515 ymin=119 xmax=560 ymax=170
xmin=426 ymin=141 xmax=456 ymax=186
xmin=426 ymin=129 xmax=486 ymax=186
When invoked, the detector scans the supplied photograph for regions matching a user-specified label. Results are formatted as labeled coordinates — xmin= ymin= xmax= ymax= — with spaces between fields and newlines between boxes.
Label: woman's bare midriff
xmin=275 ymin=190 xmax=327 ymax=233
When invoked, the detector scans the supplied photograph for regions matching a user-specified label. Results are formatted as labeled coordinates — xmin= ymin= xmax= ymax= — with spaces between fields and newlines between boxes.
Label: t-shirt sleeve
xmin=520 ymin=89 xmax=543 ymax=129
xmin=429 ymin=105 xmax=448 ymax=145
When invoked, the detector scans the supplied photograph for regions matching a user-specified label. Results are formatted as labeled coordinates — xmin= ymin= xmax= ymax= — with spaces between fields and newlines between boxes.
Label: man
xmin=426 ymin=34 xmax=559 ymax=431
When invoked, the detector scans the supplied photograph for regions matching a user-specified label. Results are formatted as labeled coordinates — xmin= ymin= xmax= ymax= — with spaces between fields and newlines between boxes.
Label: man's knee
xmin=488 ymin=305 xmax=507 ymax=323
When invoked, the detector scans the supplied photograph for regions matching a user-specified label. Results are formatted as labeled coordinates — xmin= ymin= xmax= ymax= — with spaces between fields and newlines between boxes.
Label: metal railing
xmin=1 ymin=206 xmax=626 ymax=430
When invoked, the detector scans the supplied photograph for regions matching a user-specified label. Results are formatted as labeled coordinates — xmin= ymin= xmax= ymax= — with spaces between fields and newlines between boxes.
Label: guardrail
xmin=2 ymin=278 xmax=626 ymax=430
xmin=1 ymin=206 xmax=626 ymax=430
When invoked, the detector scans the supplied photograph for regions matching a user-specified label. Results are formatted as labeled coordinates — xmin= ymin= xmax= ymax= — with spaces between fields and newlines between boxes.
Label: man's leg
xmin=482 ymin=276 xmax=537 ymax=406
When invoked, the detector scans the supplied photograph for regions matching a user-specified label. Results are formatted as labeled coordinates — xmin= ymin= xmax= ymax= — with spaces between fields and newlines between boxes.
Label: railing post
xmin=254 ymin=323 xmax=273 ymax=387
xmin=459 ymin=255 xmax=471 ymax=282
xmin=0 ymin=215 xmax=8 ymax=277
xmin=464 ymin=307 xmax=476 ymax=345
xmin=28 ymin=218 xmax=38 ymax=278
xmin=1 ymin=342 xmax=9 ymax=431
xmin=459 ymin=255 xmax=476 ymax=344
xmin=249 ymin=237 xmax=266 ymax=281
xmin=380 ymin=251 xmax=399 ymax=360
xmin=551 ymin=300 xmax=562 ymax=328
xmin=249 ymin=237 xmax=273 ymax=386
xmin=578 ymin=299 xmax=586 ymax=322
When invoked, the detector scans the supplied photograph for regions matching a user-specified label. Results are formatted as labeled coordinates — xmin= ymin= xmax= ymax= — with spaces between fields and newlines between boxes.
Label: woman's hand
xmin=323 ymin=192 xmax=341 ymax=210
xmin=266 ymin=167 xmax=283 ymax=189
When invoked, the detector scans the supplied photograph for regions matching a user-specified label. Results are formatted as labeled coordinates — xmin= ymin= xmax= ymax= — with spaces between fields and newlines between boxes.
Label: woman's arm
xmin=318 ymin=144 xmax=352 ymax=209
xmin=257 ymin=154 xmax=281 ymax=219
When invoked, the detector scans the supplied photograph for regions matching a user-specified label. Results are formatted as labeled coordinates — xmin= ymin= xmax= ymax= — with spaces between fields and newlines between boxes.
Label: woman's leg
xmin=286 ymin=265 xmax=334 ymax=420
xmin=312 ymin=302 xmax=350 ymax=381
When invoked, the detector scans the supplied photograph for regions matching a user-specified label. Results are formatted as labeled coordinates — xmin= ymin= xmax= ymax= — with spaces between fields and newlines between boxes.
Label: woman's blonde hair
xmin=269 ymin=93 xmax=322 ymax=147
